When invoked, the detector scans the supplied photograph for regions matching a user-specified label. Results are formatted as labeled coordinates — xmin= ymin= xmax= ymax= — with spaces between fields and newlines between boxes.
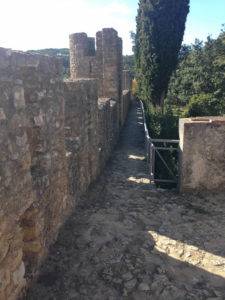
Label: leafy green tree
xmin=166 ymin=27 xmax=225 ymax=116
xmin=186 ymin=94 xmax=225 ymax=117
xmin=135 ymin=0 xmax=190 ymax=108
xmin=123 ymin=55 xmax=135 ymax=77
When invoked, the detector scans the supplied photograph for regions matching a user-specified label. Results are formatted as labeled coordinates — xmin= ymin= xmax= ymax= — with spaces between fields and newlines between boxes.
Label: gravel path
xmin=24 ymin=101 xmax=225 ymax=300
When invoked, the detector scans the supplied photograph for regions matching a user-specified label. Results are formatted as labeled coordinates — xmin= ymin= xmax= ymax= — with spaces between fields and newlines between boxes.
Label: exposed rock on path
xmin=24 ymin=101 xmax=225 ymax=300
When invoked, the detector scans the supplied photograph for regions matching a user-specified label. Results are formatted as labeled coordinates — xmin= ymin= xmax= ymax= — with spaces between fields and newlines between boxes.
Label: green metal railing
xmin=140 ymin=100 xmax=180 ymax=185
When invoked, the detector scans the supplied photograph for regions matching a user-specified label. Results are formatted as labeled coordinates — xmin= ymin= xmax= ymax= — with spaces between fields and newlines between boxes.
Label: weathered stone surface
xmin=70 ymin=28 xmax=125 ymax=128
xmin=70 ymin=28 xmax=122 ymax=101
xmin=0 ymin=236 xmax=10 ymax=264
xmin=122 ymin=70 xmax=132 ymax=91
xmin=0 ymin=27 xmax=132 ymax=300
xmin=138 ymin=283 xmax=150 ymax=291
xmin=179 ymin=117 xmax=225 ymax=192
xmin=23 ymin=103 xmax=225 ymax=300
xmin=0 ymin=108 xmax=6 ymax=120
xmin=13 ymin=262 xmax=25 ymax=285
xmin=124 ymin=279 xmax=137 ymax=290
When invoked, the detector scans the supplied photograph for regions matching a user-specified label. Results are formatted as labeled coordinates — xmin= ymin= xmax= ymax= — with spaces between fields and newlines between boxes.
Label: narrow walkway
xmin=25 ymin=102 xmax=225 ymax=300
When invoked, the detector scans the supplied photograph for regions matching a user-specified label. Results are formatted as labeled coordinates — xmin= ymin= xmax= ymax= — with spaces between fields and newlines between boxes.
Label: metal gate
xmin=140 ymin=100 xmax=180 ymax=185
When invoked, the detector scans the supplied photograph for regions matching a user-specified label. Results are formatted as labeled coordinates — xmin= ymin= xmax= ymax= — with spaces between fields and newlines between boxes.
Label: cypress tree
xmin=135 ymin=0 xmax=190 ymax=108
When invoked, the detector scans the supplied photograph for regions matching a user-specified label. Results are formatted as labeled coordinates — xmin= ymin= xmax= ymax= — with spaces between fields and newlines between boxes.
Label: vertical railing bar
xmin=155 ymin=148 xmax=177 ymax=180
xmin=152 ymin=147 xmax=155 ymax=178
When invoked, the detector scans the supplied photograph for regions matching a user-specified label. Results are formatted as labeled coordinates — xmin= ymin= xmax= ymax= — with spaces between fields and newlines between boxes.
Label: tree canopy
xmin=135 ymin=0 xmax=190 ymax=108
xmin=166 ymin=28 xmax=225 ymax=116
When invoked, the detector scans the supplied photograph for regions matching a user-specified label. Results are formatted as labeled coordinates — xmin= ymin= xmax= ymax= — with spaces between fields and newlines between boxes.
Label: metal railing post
xmin=139 ymin=99 xmax=180 ymax=186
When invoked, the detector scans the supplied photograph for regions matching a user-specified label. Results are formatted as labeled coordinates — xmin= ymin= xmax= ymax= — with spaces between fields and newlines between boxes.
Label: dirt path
xmin=24 ymin=101 xmax=225 ymax=300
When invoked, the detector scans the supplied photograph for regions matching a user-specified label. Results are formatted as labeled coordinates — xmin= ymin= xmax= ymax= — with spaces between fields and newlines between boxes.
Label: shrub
xmin=186 ymin=93 xmax=225 ymax=117
xmin=143 ymin=100 xmax=179 ymax=188
xmin=132 ymin=78 xmax=138 ymax=95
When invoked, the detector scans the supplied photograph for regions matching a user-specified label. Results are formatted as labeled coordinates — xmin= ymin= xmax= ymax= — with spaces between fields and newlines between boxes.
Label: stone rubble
xmin=24 ymin=102 xmax=225 ymax=300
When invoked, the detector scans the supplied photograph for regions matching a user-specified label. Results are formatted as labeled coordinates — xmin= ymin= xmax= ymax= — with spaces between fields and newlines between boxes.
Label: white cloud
xmin=0 ymin=0 xmax=135 ymax=54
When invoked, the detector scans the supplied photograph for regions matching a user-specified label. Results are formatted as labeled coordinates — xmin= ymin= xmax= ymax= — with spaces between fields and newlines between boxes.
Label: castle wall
xmin=98 ymin=98 xmax=118 ymax=170
xmin=121 ymin=90 xmax=132 ymax=127
xmin=122 ymin=70 xmax=132 ymax=91
xmin=0 ymin=48 xmax=68 ymax=300
xmin=69 ymin=28 xmax=124 ymax=127
xmin=0 ymin=28 xmax=132 ymax=300
xmin=69 ymin=33 xmax=96 ymax=79
xmin=179 ymin=117 xmax=225 ymax=192
xmin=64 ymin=79 xmax=99 ymax=196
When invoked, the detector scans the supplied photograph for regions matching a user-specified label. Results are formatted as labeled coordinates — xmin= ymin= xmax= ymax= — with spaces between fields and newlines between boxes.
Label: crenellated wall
xmin=69 ymin=28 xmax=124 ymax=127
xmin=0 ymin=28 xmax=132 ymax=300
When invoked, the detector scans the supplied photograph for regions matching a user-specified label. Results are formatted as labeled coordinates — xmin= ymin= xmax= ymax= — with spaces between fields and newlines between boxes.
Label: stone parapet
xmin=179 ymin=116 xmax=225 ymax=192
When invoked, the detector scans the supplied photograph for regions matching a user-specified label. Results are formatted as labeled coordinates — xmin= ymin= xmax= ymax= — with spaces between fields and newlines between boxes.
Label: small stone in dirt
xmin=138 ymin=283 xmax=150 ymax=291
xmin=127 ymin=212 xmax=137 ymax=218
xmin=113 ymin=278 xmax=123 ymax=284
xmin=122 ymin=272 xmax=133 ymax=281
xmin=122 ymin=289 xmax=128 ymax=296
xmin=210 ymin=260 xmax=225 ymax=266
xmin=137 ymin=173 xmax=147 ymax=177
xmin=124 ymin=279 xmax=137 ymax=290
xmin=182 ymin=215 xmax=195 ymax=222
xmin=157 ymin=188 xmax=167 ymax=193
xmin=102 ymin=254 xmax=123 ymax=264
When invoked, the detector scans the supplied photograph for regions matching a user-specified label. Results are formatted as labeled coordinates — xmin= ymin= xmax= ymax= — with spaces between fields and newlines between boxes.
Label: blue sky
xmin=184 ymin=0 xmax=225 ymax=44
xmin=0 ymin=0 xmax=224 ymax=54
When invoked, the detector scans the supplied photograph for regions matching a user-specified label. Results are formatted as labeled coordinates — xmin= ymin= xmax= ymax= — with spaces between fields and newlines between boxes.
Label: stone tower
xmin=69 ymin=28 xmax=123 ymax=125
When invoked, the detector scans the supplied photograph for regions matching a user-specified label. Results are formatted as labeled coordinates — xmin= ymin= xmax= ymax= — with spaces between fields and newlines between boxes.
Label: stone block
xmin=0 ymin=239 xmax=9 ymax=264
xmin=0 ymin=108 xmax=6 ymax=120
xmin=179 ymin=117 xmax=225 ymax=192
xmin=0 ymin=269 xmax=10 ymax=295
xmin=13 ymin=86 xmax=25 ymax=109
xmin=12 ymin=262 xmax=25 ymax=286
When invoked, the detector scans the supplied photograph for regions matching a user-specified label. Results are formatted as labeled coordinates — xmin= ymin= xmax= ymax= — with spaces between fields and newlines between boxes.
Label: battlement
xmin=69 ymin=28 xmax=122 ymax=102
xmin=69 ymin=32 xmax=96 ymax=57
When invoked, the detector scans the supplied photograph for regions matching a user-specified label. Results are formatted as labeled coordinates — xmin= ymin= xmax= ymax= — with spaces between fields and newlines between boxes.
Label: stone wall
xmin=122 ymin=70 xmax=132 ymax=91
xmin=179 ymin=117 xmax=225 ymax=192
xmin=0 ymin=48 xmax=68 ymax=300
xmin=0 ymin=28 xmax=132 ymax=300
xmin=64 ymin=79 xmax=99 ymax=197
